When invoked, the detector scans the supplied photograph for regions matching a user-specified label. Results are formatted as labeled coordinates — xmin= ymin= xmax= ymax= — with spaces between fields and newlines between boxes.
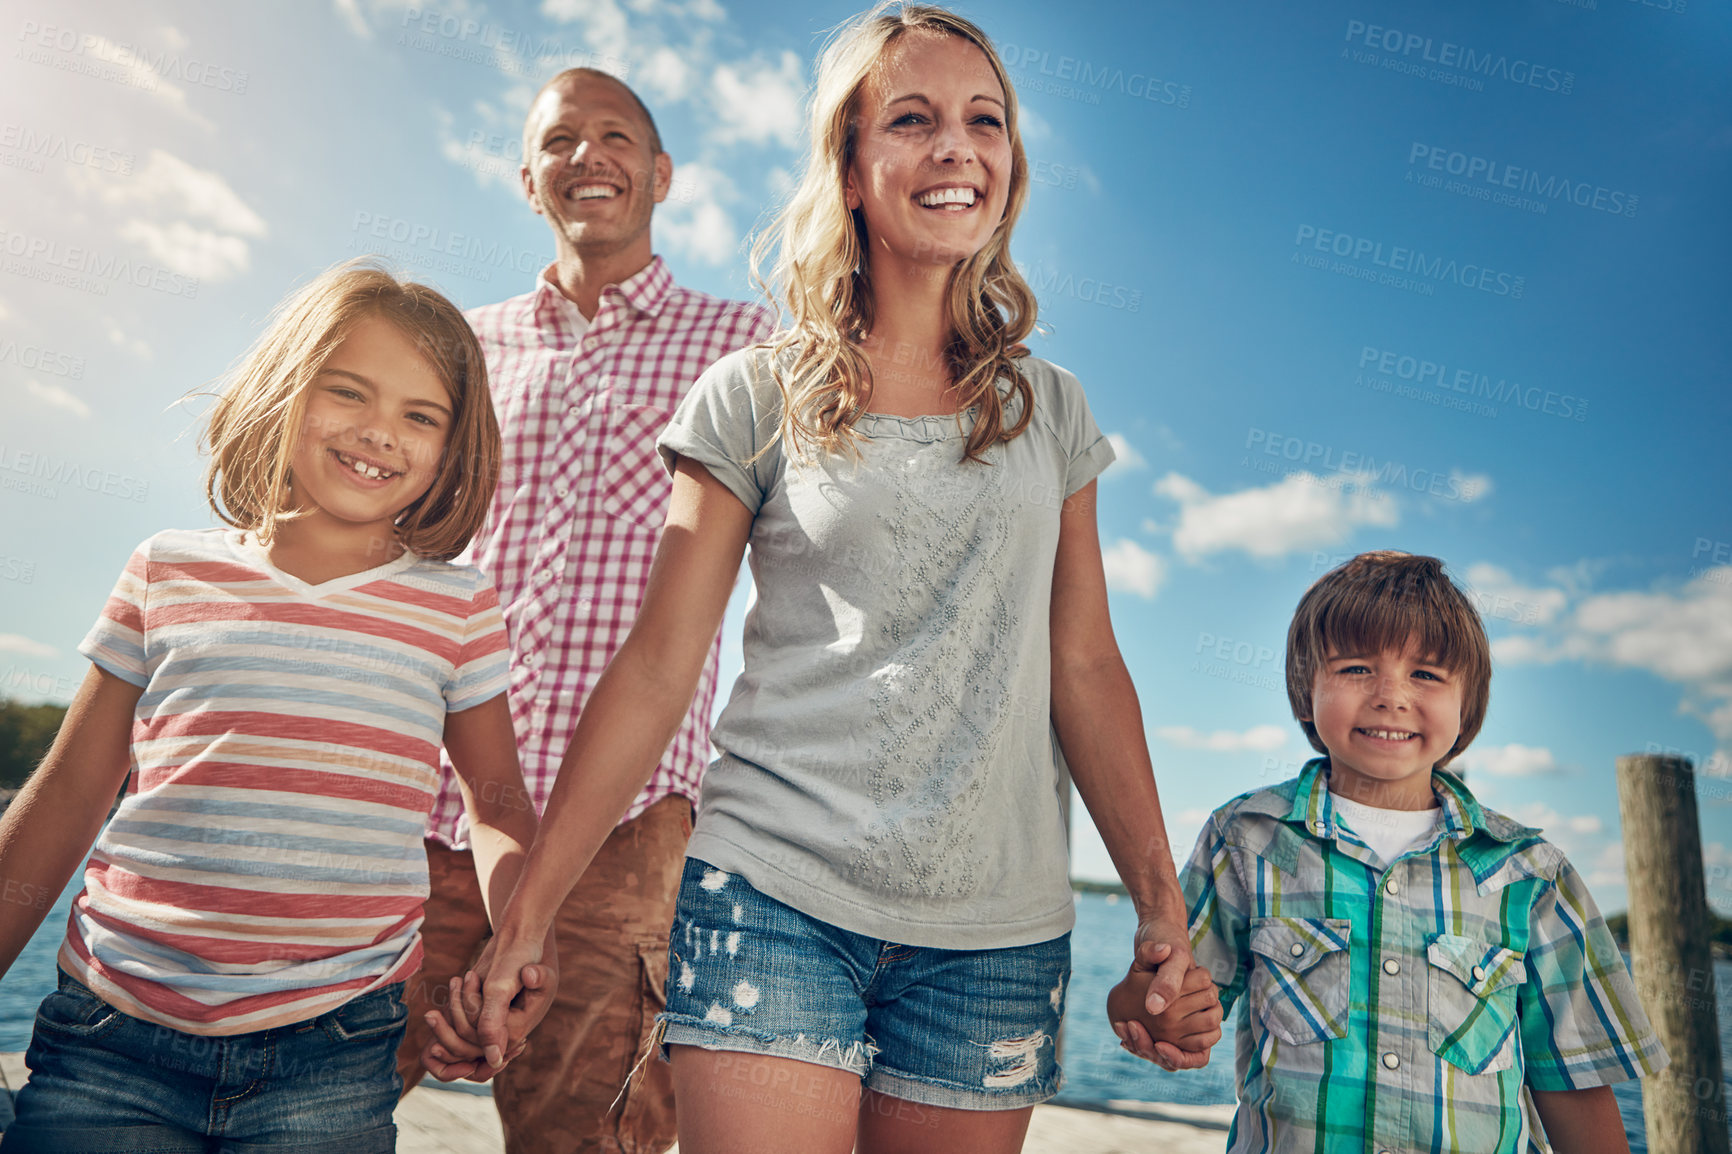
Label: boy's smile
xmin=1306 ymin=641 xmax=1464 ymax=810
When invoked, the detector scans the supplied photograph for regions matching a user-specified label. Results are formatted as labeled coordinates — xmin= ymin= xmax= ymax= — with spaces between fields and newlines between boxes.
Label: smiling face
xmin=844 ymin=31 xmax=1013 ymax=280
xmin=521 ymin=72 xmax=670 ymax=264
xmin=286 ymin=314 xmax=452 ymax=547
xmin=1306 ymin=641 xmax=1465 ymax=810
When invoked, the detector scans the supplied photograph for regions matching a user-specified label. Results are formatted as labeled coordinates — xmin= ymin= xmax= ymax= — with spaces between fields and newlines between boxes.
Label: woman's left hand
xmin=1132 ymin=913 xmax=1199 ymax=1032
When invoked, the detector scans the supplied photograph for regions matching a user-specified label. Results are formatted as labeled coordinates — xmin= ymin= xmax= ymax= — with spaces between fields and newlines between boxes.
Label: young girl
xmin=435 ymin=5 xmax=1207 ymax=1152
xmin=0 ymin=261 xmax=551 ymax=1153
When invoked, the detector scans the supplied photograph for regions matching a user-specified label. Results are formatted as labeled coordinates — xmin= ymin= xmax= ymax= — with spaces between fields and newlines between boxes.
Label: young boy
xmin=1111 ymin=551 xmax=1666 ymax=1152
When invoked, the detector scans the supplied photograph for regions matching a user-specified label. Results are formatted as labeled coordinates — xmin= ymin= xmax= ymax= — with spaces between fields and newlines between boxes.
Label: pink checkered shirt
xmin=426 ymin=257 xmax=775 ymax=848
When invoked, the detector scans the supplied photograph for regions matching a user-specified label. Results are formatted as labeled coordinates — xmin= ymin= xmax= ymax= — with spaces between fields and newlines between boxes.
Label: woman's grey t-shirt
xmin=657 ymin=347 xmax=1115 ymax=949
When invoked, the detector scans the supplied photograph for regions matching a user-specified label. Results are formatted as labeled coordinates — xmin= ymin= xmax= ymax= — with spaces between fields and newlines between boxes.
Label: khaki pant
xmin=397 ymin=796 xmax=692 ymax=1154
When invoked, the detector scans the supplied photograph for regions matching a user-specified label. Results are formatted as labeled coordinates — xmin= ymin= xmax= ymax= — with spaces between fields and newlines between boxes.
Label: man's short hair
xmin=524 ymin=67 xmax=663 ymax=156
xmin=1285 ymin=551 xmax=1492 ymax=766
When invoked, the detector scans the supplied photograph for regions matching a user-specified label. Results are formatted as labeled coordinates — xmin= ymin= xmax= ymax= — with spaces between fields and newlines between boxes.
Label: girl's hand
xmin=419 ymin=929 xmax=557 ymax=1081
xmin=420 ymin=974 xmax=527 ymax=1082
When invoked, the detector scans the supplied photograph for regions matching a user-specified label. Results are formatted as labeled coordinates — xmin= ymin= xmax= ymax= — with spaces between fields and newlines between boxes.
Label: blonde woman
xmin=454 ymin=5 xmax=1214 ymax=1151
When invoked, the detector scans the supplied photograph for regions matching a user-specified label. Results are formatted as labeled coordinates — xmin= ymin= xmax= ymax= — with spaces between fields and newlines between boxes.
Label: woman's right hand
xmin=1108 ymin=941 xmax=1223 ymax=1071
xmin=471 ymin=925 xmax=557 ymax=1069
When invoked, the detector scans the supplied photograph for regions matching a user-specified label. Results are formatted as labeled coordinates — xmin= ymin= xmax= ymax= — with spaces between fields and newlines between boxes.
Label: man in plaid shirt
xmin=395 ymin=67 xmax=773 ymax=1153
xmin=1114 ymin=552 xmax=1666 ymax=1152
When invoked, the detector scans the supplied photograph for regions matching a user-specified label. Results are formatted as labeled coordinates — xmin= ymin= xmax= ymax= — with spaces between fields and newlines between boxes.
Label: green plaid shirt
xmin=1184 ymin=759 xmax=1666 ymax=1153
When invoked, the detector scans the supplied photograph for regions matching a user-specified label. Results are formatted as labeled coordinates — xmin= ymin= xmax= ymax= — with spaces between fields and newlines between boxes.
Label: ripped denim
xmin=657 ymin=859 xmax=1069 ymax=1110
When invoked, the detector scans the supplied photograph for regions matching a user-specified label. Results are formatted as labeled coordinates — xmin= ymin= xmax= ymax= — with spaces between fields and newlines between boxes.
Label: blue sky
xmin=1 ymin=0 xmax=1728 ymax=915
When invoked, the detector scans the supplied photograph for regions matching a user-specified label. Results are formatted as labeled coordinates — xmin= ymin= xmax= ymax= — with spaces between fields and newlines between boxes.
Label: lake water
xmin=2 ymin=878 xmax=1722 ymax=1150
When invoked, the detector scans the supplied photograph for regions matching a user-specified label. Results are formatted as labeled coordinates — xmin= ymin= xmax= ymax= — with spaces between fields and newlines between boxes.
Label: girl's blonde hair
xmin=202 ymin=259 xmax=499 ymax=562
xmin=751 ymin=2 xmax=1037 ymax=463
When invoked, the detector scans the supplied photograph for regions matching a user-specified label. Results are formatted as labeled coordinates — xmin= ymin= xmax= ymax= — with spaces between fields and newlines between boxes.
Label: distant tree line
xmin=1606 ymin=910 xmax=1732 ymax=953
xmin=0 ymin=699 xmax=68 ymax=790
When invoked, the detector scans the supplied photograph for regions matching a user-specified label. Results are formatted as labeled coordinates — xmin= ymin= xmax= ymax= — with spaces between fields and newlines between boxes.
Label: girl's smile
xmin=286 ymin=314 xmax=451 ymax=549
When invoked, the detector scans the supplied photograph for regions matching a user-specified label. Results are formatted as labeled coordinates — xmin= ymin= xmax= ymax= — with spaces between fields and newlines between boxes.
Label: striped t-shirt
xmin=66 ymin=528 xmax=508 ymax=1035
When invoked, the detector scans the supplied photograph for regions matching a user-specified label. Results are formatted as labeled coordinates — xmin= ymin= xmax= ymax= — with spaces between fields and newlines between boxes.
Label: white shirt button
xmin=1312 ymin=820 xmax=1327 ymax=833
xmin=1383 ymin=959 xmax=1400 ymax=975
xmin=1289 ymin=942 xmax=1305 ymax=957
xmin=554 ymin=482 xmax=570 ymax=497
xmin=1472 ymin=965 xmax=1486 ymax=982
xmin=1384 ymin=878 xmax=1399 ymax=895
xmin=1381 ymin=1052 xmax=1400 ymax=1070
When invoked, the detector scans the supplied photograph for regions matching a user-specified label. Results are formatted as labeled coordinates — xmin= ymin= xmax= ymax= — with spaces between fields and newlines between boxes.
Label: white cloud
xmin=23 ymin=379 xmax=90 ymax=419
xmin=1018 ymin=105 xmax=1054 ymax=142
xmin=1506 ymin=803 xmax=1605 ymax=840
xmin=1588 ymin=840 xmax=1626 ymax=894
xmin=0 ymin=635 xmax=57 ymax=658
xmin=1505 ymin=566 xmax=1732 ymax=696
xmin=332 ymin=0 xmax=374 ymax=38
xmin=98 ymin=150 xmax=267 ymax=237
xmin=1460 ymin=742 xmax=1559 ymax=777
xmin=639 ymin=46 xmax=692 ymax=102
xmin=117 ymin=220 xmax=252 ymax=280
xmin=1464 ymin=563 xmax=1569 ymax=626
xmin=1101 ymin=539 xmax=1165 ymax=599
xmin=107 ymin=322 xmax=155 ymax=361
xmin=73 ymin=150 xmax=266 ymax=281
xmin=1492 ymin=566 xmax=1732 ymax=775
xmin=656 ymin=161 xmax=739 ymax=266
xmin=439 ymin=108 xmax=528 ymax=194
xmin=1450 ymin=470 xmax=1493 ymax=502
xmin=1156 ymin=724 xmax=1287 ymax=753
xmin=1102 ymin=433 xmax=1146 ymax=477
xmin=79 ymin=36 xmax=207 ymax=126
xmin=710 ymin=52 xmax=805 ymax=149
xmin=540 ymin=0 xmax=632 ymax=61
xmin=1154 ymin=471 xmax=1399 ymax=562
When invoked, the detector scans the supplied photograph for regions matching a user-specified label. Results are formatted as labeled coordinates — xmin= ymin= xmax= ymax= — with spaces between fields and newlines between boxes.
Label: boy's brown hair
xmin=1285 ymin=551 xmax=1491 ymax=767
xmin=202 ymin=259 xmax=500 ymax=562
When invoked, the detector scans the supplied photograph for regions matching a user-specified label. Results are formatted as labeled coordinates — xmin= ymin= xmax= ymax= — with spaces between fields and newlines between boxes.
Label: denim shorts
xmin=2 ymin=970 xmax=406 ymax=1153
xmin=656 ymin=858 xmax=1070 ymax=1111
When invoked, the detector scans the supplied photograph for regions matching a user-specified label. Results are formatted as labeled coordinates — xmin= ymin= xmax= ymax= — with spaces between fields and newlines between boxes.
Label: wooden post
xmin=1616 ymin=753 xmax=1730 ymax=1154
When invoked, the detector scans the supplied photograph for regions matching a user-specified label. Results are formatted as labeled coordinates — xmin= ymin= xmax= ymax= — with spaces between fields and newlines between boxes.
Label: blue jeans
xmin=658 ymin=859 xmax=1071 ymax=1111
xmin=2 ymin=971 xmax=405 ymax=1153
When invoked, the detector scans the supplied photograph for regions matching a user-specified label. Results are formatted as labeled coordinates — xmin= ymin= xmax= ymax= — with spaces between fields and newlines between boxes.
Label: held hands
xmin=1107 ymin=917 xmax=1222 ymax=1071
xmin=420 ymin=929 xmax=559 ymax=1083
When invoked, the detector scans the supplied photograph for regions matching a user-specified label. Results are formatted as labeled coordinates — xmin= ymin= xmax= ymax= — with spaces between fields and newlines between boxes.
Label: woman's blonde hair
xmin=202 ymin=259 xmax=499 ymax=561
xmin=751 ymin=2 xmax=1037 ymax=463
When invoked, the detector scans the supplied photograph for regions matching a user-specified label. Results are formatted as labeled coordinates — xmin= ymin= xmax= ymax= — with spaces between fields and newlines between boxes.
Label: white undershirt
xmin=1329 ymin=791 xmax=1442 ymax=866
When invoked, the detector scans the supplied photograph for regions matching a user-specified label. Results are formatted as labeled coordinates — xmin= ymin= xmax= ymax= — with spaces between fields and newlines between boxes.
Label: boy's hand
xmin=1108 ymin=948 xmax=1223 ymax=1071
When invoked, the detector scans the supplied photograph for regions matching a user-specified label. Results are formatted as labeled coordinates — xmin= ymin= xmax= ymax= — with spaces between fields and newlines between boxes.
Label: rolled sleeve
xmin=1519 ymin=859 xmax=1668 ymax=1090
xmin=656 ymin=349 xmax=782 ymax=516
xmin=1182 ymin=817 xmax=1251 ymax=1012
xmin=78 ymin=542 xmax=152 ymax=688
